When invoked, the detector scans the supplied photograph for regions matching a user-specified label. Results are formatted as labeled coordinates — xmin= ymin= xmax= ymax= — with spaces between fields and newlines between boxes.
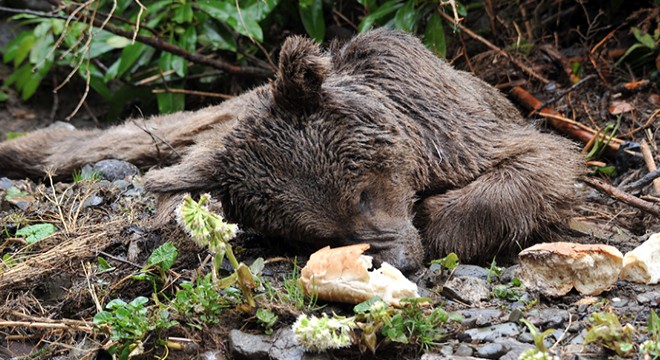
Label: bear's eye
xmin=359 ymin=190 xmax=371 ymax=214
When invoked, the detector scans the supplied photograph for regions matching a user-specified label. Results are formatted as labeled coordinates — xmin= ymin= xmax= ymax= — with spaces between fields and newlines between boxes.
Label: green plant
xmin=94 ymin=296 xmax=177 ymax=360
xmin=430 ymin=252 xmax=459 ymax=270
xmin=177 ymin=193 xmax=260 ymax=311
xmin=585 ymin=312 xmax=635 ymax=357
xmin=640 ymin=310 xmax=660 ymax=358
xmin=72 ymin=169 xmax=103 ymax=183
xmin=486 ymin=257 xmax=503 ymax=283
xmin=354 ymin=297 xmax=460 ymax=352
xmin=15 ymin=223 xmax=56 ymax=244
xmin=2 ymin=0 xmax=279 ymax=116
xmin=5 ymin=186 xmax=28 ymax=200
xmin=518 ymin=319 xmax=559 ymax=360
xmin=256 ymin=308 xmax=279 ymax=335
xmin=171 ymin=273 xmax=227 ymax=327
xmin=615 ymin=27 xmax=659 ymax=69
xmin=133 ymin=241 xmax=179 ymax=292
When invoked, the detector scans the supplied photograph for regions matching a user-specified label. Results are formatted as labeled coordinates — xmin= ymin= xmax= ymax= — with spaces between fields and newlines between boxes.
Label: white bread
xmin=621 ymin=233 xmax=660 ymax=284
xmin=299 ymin=244 xmax=419 ymax=306
xmin=519 ymin=242 xmax=623 ymax=297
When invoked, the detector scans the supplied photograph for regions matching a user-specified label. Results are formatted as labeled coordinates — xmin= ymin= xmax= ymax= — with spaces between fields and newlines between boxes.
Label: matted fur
xmin=0 ymin=30 xmax=581 ymax=271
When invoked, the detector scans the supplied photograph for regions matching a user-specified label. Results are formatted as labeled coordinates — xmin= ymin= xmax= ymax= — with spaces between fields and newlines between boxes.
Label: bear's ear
xmin=271 ymin=36 xmax=329 ymax=114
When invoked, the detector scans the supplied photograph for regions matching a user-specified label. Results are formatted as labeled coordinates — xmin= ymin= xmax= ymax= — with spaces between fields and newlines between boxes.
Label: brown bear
xmin=0 ymin=30 xmax=580 ymax=272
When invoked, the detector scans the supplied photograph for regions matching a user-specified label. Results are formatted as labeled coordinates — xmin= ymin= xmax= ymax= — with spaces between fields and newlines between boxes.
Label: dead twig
xmin=640 ymin=140 xmax=660 ymax=194
xmin=582 ymin=177 xmax=660 ymax=218
xmin=152 ymin=88 xmax=234 ymax=100
xmin=437 ymin=10 xmax=550 ymax=84
xmin=510 ymin=87 xmax=623 ymax=153
xmin=621 ymin=169 xmax=660 ymax=193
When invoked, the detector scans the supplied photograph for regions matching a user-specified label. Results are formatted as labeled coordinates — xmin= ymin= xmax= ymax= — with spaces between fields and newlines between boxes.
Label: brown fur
xmin=0 ymin=30 xmax=580 ymax=271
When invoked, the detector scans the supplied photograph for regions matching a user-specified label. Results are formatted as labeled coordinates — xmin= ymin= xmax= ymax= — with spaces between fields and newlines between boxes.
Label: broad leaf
xmin=15 ymin=223 xmax=56 ymax=244
xmin=299 ymin=0 xmax=325 ymax=42
xmin=424 ymin=12 xmax=446 ymax=58
xmin=146 ymin=241 xmax=178 ymax=271
xmin=358 ymin=0 xmax=402 ymax=33
xmin=394 ymin=0 xmax=417 ymax=32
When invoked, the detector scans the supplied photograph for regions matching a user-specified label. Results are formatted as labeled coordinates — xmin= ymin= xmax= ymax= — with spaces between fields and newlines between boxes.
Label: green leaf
xmin=98 ymin=256 xmax=112 ymax=271
xmin=424 ymin=12 xmax=446 ymax=58
xmin=117 ymin=42 xmax=147 ymax=78
xmin=249 ymin=257 xmax=265 ymax=275
xmin=430 ymin=252 xmax=458 ymax=269
xmin=358 ymin=0 xmax=402 ymax=33
xmin=180 ymin=27 xmax=197 ymax=53
xmin=21 ymin=59 xmax=52 ymax=100
xmin=353 ymin=297 xmax=386 ymax=313
xmin=197 ymin=2 xmax=235 ymax=24
xmin=394 ymin=0 xmax=417 ymax=33
xmin=0 ymin=91 xmax=8 ymax=102
xmin=29 ymin=33 xmax=54 ymax=65
xmin=146 ymin=242 xmax=178 ymax=271
xmin=105 ymin=36 xmax=132 ymax=49
xmin=299 ymin=0 xmax=325 ymax=42
xmin=15 ymin=223 xmax=56 ymax=244
xmin=5 ymin=186 xmax=28 ymax=199
xmin=173 ymin=3 xmax=194 ymax=24
xmin=199 ymin=23 xmax=237 ymax=51
xmin=3 ymin=31 xmax=33 ymax=64
xmin=632 ymin=27 xmax=656 ymax=49
xmin=13 ymin=33 xmax=36 ymax=67
xmin=157 ymin=91 xmax=185 ymax=114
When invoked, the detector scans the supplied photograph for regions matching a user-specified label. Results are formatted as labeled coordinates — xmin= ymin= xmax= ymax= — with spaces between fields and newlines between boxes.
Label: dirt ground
xmin=0 ymin=2 xmax=659 ymax=359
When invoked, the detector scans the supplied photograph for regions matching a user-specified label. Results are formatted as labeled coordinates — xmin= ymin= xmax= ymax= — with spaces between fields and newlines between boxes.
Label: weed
xmin=171 ymin=273 xmax=227 ymax=327
xmin=132 ymin=241 xmax=178 ymax=293
xmin=256 ymin=308 xmax=278 ymax=335
xmin=585 ymin=311 xmax=635 ymax=356
xmin=486 ymin=257 xmax=503 ymax=283
xmin=5 ymin=186 xmax=28 ymax=200
xmin=15 ymin=223 xmax=56 ymax=244
xmin=430 ymin=252 xmax=459 ymax=271
xmin=640 ymin=310 xmax=660 ymax=358
xmin=292 ymin=313 xmax=356 ymax=352
xmin=94 ymin=296 xmax=177 ymax=360
xmin=518 ymin=319 xmax=559 ymax=360
xmin=72 ymin=169 xmax=102 ymax=182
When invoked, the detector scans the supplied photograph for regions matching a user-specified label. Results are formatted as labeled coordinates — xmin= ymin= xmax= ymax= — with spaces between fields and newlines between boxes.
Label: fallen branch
xmin=582 ymin=177 xmax=660 ymax=218
xmin=621 ymin=169 xmax=660 ymax=193
xmin=510 ymin=86 xmax=622 ymax=152
xmin=640 ymin=140 xmax=660 ymax=194
xmin=437 ymin=10 xmax=550 ymax=84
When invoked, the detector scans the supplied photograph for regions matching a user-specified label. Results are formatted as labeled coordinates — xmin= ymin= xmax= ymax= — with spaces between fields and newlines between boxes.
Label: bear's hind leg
xmin=415 ymin=130 xmax=580 ymax=264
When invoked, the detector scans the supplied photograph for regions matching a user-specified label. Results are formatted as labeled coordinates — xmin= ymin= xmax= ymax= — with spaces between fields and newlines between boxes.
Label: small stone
xmin=476 ymin=343 xmax=507 ymax=359
xmin=455 ymin=343 xmax=474 ymax=356
xmin=495 ymin=338 xmax=535 ymax=360
xmin=269 ymin=328 xmax=305 ymax=360
xmin=637 ymin=291 xmax=660 ymax=304
xmin=0 ymin=177 xmax=14 ymax=189
xmin=458 ymin=309 xmax=503 ymax=327
xmin=461 ymin=322 xmax=520 ymax=343
xmin=527 ymin=308 xmax=569 ymax=328
xmin=453 ymin=264 xmax=491 ymax=280
xmin=82 ymin=195 xmax=103 ymax=208
xmin=228 ymin=329 xmax=271 ymax=360
xmin=611 ymin=297 xmax=628 ymax=308
xmin=112 ymin=179 xmax=131 ymax=191
xmin=508 ymin=308 xmax=524 ymax=323
xmin=499 ymin=265 xmax=520 ymax=284
xmin=91 ymin=159 xmax=140 ymax=181
xmin=517 ymin=332 xmax=534 ymax=344
xmin=443 ymin=276 xmax=490 ymax=304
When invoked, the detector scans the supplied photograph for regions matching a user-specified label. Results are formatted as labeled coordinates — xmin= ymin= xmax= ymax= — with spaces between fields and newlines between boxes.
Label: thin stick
xmin=0 ymin=321 xmax=92 ymax=331
xmin=582 ymin=177 xmax=660 ymax=218
xmin=622 ymin=169 xmax=660 ymax=194
xmin=640 ymin=140 xmax=660 ymax=194
xmin=152 ymin=88 xmax=234 ymax=100
xmin=437 ymin=10 xmax=550 ymax=84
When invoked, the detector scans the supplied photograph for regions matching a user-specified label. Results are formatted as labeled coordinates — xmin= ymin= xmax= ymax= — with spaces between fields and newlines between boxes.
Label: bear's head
xmin=215 ymin=36 xmax=427 ymax=272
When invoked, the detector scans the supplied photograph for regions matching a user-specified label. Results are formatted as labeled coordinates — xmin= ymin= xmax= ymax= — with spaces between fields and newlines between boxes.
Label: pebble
xmin=444 ymin=276 xmax=491 ymax=304
xmin=455 ymin=343 xmax=474 ymax=356
xmin=453 ymin=264 xmax=491 ymax=280
xmin=0 ymin=177 xmax=13 ymax=189
xmin=87 ymin=159 xmax=140 ymax=181
xmin=458 ymin=308 xmax=503 ymax=327
xmin=637 ymin=291 xmax=660 ymax=305
xmin=476 ymin=343 xmax=508 ymax=359
xmin=461 ymin=322 xmax=520 ymax=343
xmin=611 ymin=297 xmax=628 ymax=308
xmin=527 ymin=308 xmax=569 ymax=328
xmin=228 ymin=329 xmax=271 ymax=360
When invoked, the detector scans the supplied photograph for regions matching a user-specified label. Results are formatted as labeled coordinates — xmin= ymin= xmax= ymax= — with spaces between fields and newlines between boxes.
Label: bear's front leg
xmin=414 ymin=130 xmax=580 ymax=264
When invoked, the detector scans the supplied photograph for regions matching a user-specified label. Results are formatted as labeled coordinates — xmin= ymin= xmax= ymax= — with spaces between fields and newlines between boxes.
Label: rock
xmin=0 ymin=177 xmax=13 ymax=189
xmin=460 ymin=322 xmax=520 ymax=343
xmin=611 ymin=297 xmax=628 ymax=308
xmin=476 ymin=343 xmax=508 ymax=359
xmin=455 ymin=343 xmax=474 ymax=356
xmin=420 ymin=355 xmax=481 ymax=360
xmin=457 ymin=308 xmax=503 ymax=327
xmin=499 ymin=265 xmax=520 ymax=284
xmin=82 ymin=195 xmax=103 ymax=208
xmin=269 ymin=328 xmax=306 ymax=360
xmin=89 ymin=159 xmax=140 ymax=181
xmin=453 ymin=264 xmax=491 ymax=280
xmin=495 ymin=338 xmax=535 ymax=360
xmin=621 ymin=233 xmax=660 ymax=284
xmin=228 ymin=329 xmax=271 ymax=360
xmin=636 ymin=291 xmax=660 ymax=304
xmin=443 ymin=276 xmax=490 ymax=304
xmin=526 ymin=308 xmax=569 ymax=328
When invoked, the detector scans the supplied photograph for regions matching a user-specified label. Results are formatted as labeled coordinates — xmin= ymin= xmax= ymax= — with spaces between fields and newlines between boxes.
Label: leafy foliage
xmin=172 ymin=273 xmax=228 ymax=326
xmin=585 ymin=312 xmax=635 ymax=356
xmin=15 ymin=223 xmax=56 ymax=244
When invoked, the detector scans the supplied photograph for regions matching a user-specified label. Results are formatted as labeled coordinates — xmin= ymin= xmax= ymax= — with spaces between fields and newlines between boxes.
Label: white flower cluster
xmin=292 ymin=313 xmax=356 ymax=352
xmin=176 ymin=193 xmax=238 ymax=246
xmin=518 ymin=349 xmax=560 ymax=360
